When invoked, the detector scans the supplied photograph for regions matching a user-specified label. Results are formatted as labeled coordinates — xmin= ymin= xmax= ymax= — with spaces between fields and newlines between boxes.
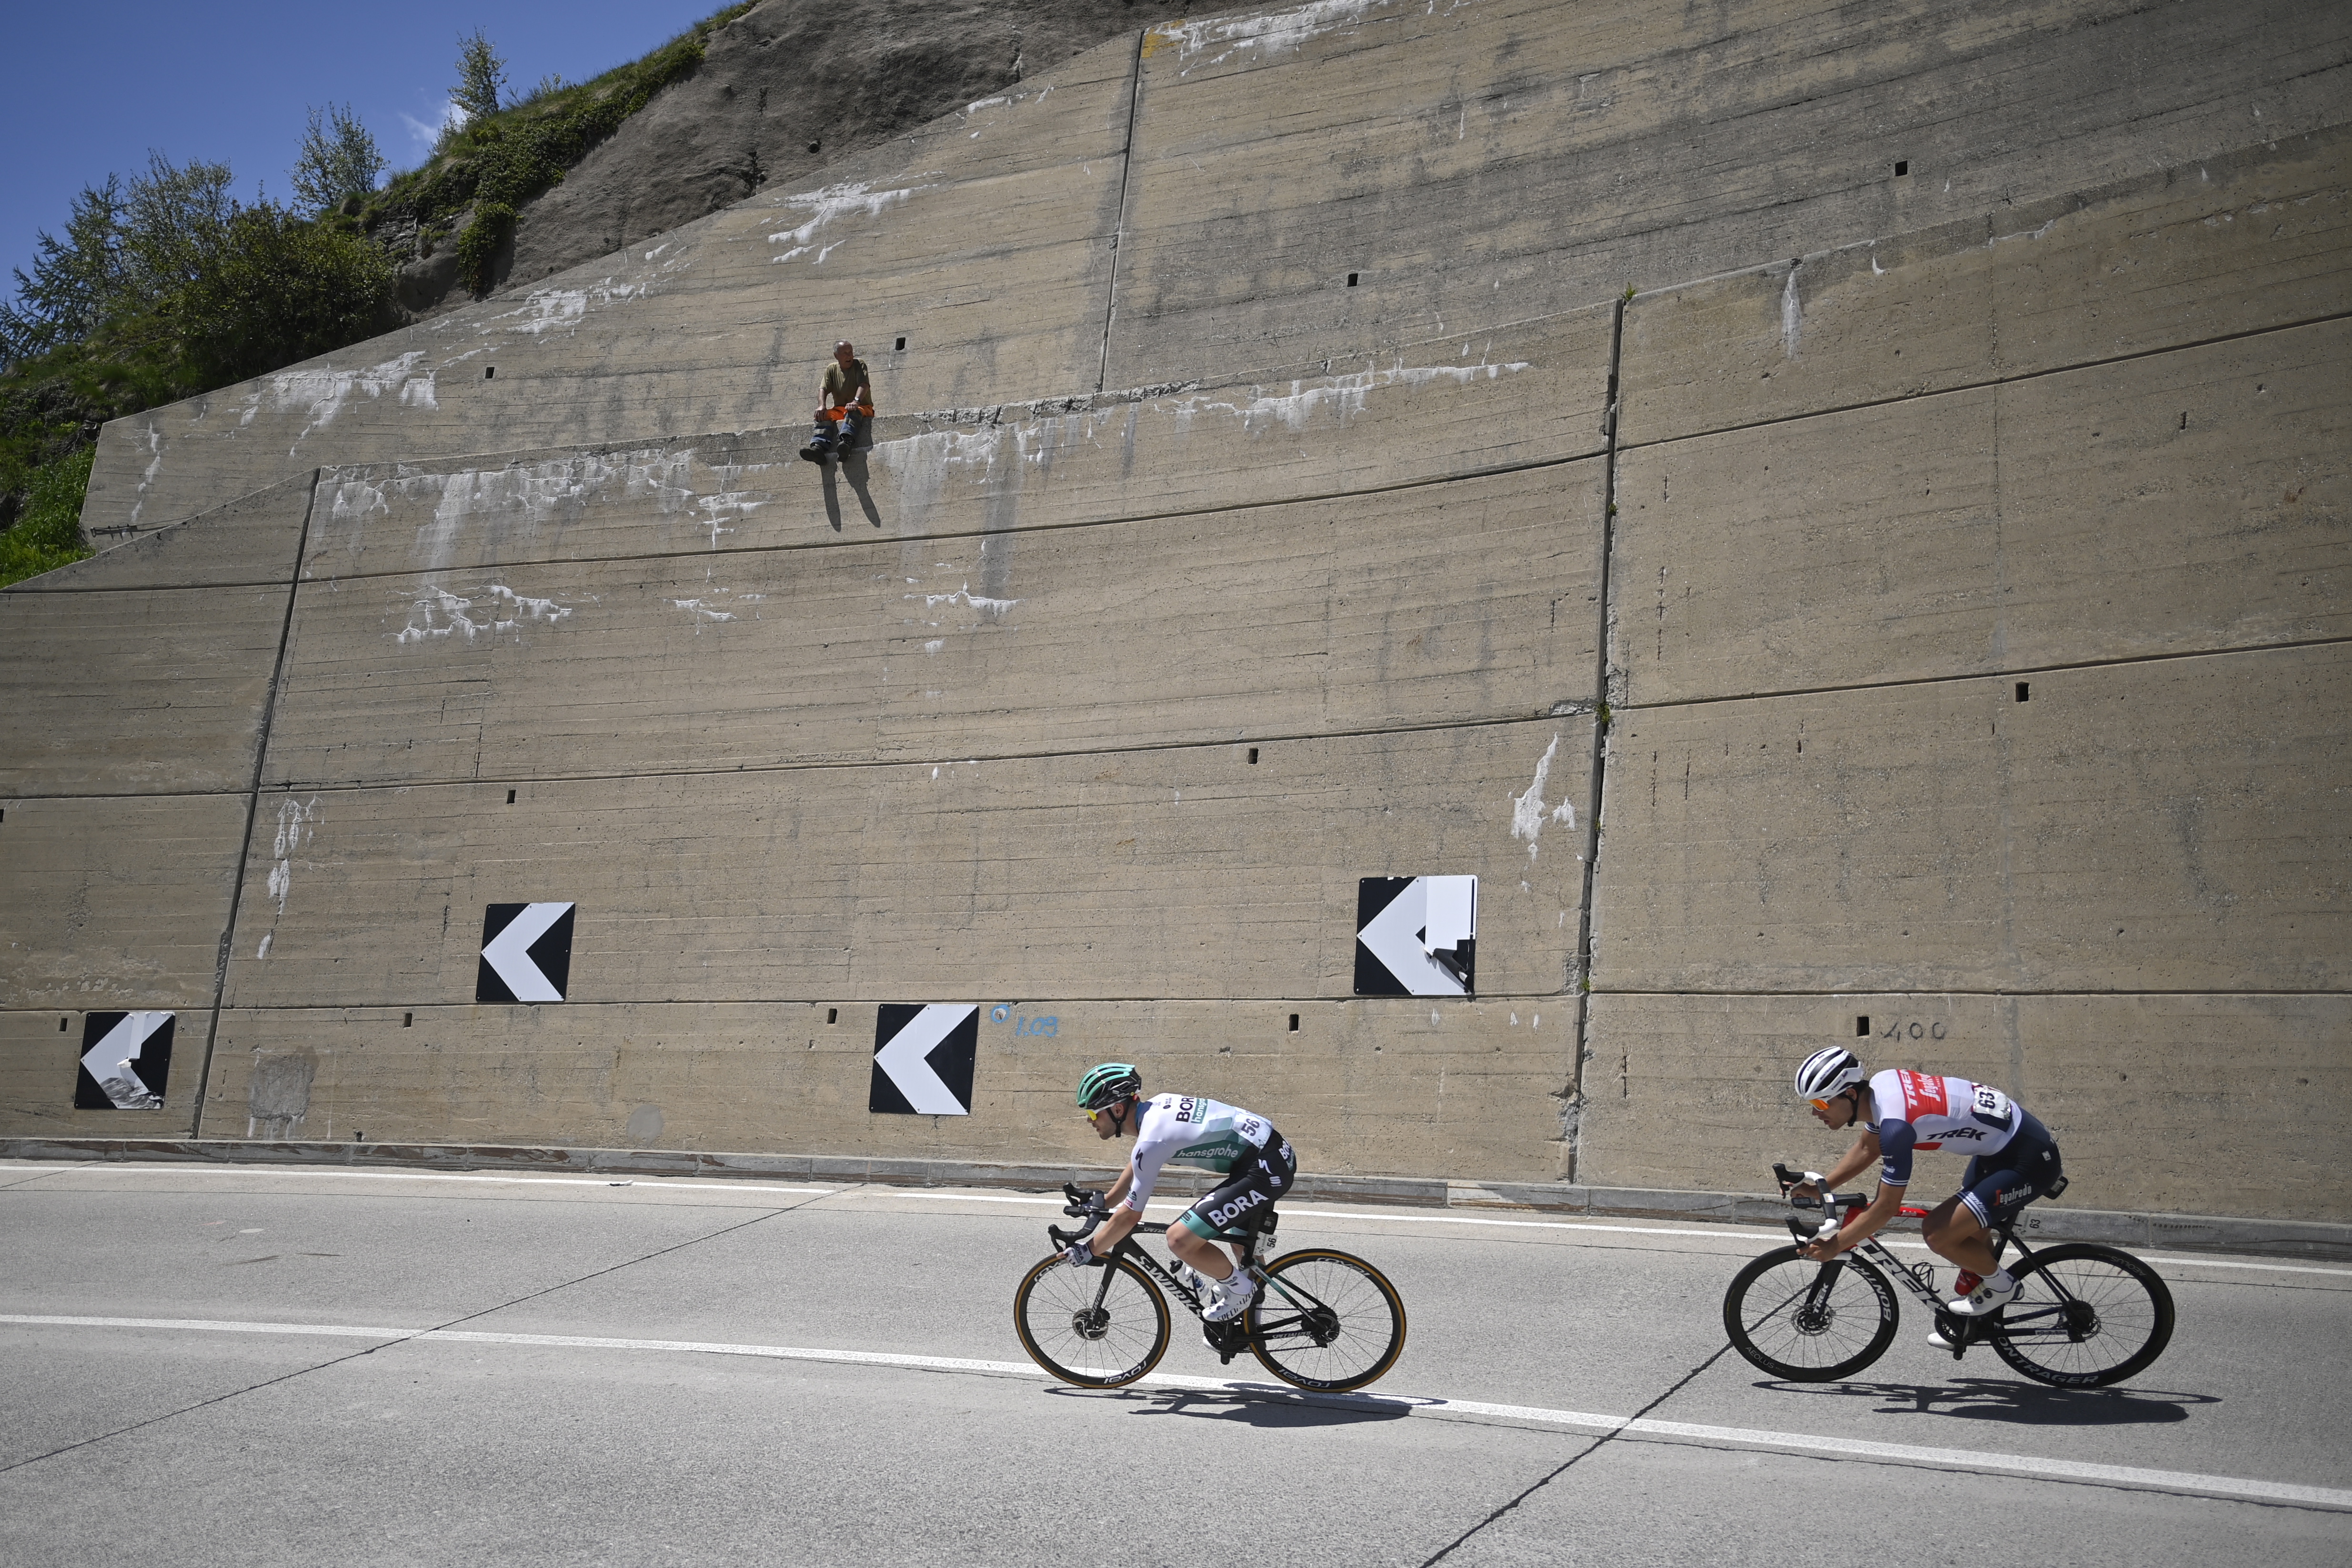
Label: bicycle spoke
xmin=1989 ymin=1245 xmax=2174 ymax=1388
xmin=1722 ymin=1248 xmax=1897 ymax=1382
xmin=1014 ymin=1256 xmax=1169 ymax=1387
xmin=1246 ymin=1251 xmax=1406 ymax=1392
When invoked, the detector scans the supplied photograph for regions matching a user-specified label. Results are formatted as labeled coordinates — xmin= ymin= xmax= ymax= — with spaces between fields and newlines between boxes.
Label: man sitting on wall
xmin=800 ymin=340 xmax=874 ymax=464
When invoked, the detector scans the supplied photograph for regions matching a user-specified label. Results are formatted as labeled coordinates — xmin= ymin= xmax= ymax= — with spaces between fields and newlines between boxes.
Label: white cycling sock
xmin=1986 ymin=1268 xmax=2015 ymax=1292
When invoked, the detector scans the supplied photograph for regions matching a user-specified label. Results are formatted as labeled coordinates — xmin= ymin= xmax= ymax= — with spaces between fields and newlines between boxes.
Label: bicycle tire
xmin=1987 ymin=1243 xmax=2174 ymax=1388
xmin=1245 ymin=1248 xmax=1407 ymax=1392
xmin=1013 ymin=1252 xmax=1170 ymax=1388
xmin=1722 ymin=1246 xmax=1899 ymax=1382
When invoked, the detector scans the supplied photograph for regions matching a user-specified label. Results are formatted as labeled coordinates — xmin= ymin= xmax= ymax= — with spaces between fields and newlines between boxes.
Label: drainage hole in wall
xmin=895 ymin=336 xmax=906 ymax=350
xmin=1346 ymin=272 xmax=1359 ymax=286
xmin=1855 ymin=1015 xmax=1871 ymax=1037
xmin=826 ymin=1007 xmax=838 ymax=1024
xmin=506 ymin=788 xmax=517 ymax=803
xmin=484 ymin=366 xmax=495 ymax=380
xmin=2015 ymin=682 xmax=2030 ymax=702
xmin=1894 ymin=160 xmax=1908 ymax=177
xmin=403 ymin=1012 xmax=413 ymax=1027
xmin=1288 ymin=1013 xmax=1300 ymax=1032
xmin=60 ymin=1016 xmax=69 ymax=1031
xmin=1247 ymin=747 xmax=1259 ymax=764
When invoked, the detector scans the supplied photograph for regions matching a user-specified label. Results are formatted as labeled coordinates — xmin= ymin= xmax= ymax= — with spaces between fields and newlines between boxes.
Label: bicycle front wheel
xmin=1722 ymin=1246 xmax=1899 ymax=1381
xmin=1988 ymin=1243 xmax=2174 ymax=1388
xmin=1013 ymin=1253 xmax=1170 ymax=1388
xmin=1245 ymin=1249 xmax=1407 ymax=1392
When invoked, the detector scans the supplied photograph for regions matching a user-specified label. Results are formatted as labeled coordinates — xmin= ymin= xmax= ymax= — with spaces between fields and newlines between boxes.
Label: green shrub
xmin=0 ymin=445 xmax=95 ymax=586
xmin=176 ymin=204 xmax=397 ymax=386
xmin=456 ymin=201 xmax=517 ymax=296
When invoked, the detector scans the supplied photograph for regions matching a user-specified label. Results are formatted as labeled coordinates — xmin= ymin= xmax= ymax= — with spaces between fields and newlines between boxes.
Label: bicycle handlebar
xmin=1047 ymin=1181 xmax=1111 ymax=1249
xmin=1771 ymin=1162 xmax=1932 ymax=1242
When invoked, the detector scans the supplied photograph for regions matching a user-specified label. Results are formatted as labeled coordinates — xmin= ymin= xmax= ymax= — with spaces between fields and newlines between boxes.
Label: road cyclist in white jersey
xmin=1790 ymin=1046 xmax=2067 ymax=1342
xmin=1065 ymin=1062 xmax=1297 ymax=1324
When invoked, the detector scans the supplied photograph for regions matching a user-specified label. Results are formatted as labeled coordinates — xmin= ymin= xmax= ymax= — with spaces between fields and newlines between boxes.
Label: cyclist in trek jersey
xmin=1789 ymin=1047 xmax=2066 ymax=1331
xmin=1063 ymin=1062 xmax=1296 ymax=1323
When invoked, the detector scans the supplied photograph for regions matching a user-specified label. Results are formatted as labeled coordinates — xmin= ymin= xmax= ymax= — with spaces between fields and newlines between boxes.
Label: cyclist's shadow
xmin=1044 ymin=1386 xmax=1409 ymax=1429
xmin=1761 ymin=1377 xmax=2217 ymax=1427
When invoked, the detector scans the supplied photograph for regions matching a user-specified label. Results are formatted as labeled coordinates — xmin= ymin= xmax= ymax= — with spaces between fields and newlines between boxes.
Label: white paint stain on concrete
xmin=1510 ymin=733 xmax=1578 ymax=860
xmin=912 ymin=583 xmax=1020 ymax=623
xmin=693 ymin=489 xmax=771 ymax=547
xmin=129 ymin=425 xmax=166 ymax=526
xmin=924 ymin=639 xmax=946 ymax=654
xmin=392 ymin=584 xmax=574 ymax=644
xmin=1154 ymin=0 xmax=1447 ymax=71
xmin=769 ymin=182 xmax=927 ymax=264
xmin=483 ymin=279 xmax=646 ymax=338
xmin=266 ymin=797 xmax=319 ymax=916
xmin=666 ymin=597 xmax=737 ymax=632
xmin=1178 ymin=356 xmax=1531 ymax=434
xmin=1780 ymin=264 xmax=1802 ymax=359
xmin=264 ymin=351 xmax=437 ymax=457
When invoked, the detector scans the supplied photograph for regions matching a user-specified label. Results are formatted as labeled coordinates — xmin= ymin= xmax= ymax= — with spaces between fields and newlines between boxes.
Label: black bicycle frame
xmin=1788 ymin=1198 xmax=2077 ymax=1351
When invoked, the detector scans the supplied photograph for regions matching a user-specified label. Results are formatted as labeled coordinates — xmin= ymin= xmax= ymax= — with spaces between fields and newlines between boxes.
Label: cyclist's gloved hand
xmin=1062 ymin=1241 xmax=1094 ymax=1267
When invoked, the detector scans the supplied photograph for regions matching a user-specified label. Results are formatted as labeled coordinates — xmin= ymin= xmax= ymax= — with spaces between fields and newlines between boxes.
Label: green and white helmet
xmin=1076 ymin=1062 xmax=1143 ymax=1110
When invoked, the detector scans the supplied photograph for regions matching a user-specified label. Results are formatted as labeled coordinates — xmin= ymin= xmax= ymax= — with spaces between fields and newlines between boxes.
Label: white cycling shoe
xmin=1202 ymin=1274 xmax=1258 ymax=1323
xmin=1948 ymin=1274 xmax=2019 ymax=1317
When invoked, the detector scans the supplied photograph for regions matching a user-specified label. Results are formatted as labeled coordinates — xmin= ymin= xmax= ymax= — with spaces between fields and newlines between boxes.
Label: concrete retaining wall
xmin=3 ymin=0 xmax=2345 ymax=1228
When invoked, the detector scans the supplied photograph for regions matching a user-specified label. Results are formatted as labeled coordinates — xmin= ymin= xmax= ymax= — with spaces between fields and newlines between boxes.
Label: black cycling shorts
xmin=1178 ymin=1133 xmax=1296 ymax=1240
xmin=1959 ymin=1111 xmax=2064 ymax=1227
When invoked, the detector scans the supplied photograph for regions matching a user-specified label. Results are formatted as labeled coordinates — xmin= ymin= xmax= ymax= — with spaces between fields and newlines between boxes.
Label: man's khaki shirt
xmin=824 ymin=358 xmax=873 ymax=409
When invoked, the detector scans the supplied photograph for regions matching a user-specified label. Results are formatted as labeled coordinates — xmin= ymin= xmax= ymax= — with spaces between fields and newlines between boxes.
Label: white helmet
xmin=1794 ymin=1047 xmax=1867 ymax=1099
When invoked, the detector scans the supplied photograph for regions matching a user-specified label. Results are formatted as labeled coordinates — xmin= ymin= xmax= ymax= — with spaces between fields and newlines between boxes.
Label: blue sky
xmin=2 ymin=0 xmax=736 ymax=294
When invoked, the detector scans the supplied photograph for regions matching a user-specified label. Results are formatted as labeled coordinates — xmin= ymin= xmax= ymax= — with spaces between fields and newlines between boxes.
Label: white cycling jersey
xmin=1123 ymin=1093 xmax=1276 ymax=1213
xmin=1869 ymin=1069 xmax=2021 ymax=1186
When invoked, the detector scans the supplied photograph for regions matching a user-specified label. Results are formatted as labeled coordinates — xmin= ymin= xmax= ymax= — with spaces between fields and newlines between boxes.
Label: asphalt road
xmin=3 ymin=1160 xmax=2347 ymax=1566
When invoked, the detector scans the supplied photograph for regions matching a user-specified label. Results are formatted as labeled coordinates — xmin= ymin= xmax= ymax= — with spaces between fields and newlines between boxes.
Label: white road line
xmin=0 ymin=1164 xmax=841 ymax=1198
xmin=5 ymin=1164 xmax=2344 ymax=1278
xmin=6 ymin=1312 xmax=2346 ymax=1511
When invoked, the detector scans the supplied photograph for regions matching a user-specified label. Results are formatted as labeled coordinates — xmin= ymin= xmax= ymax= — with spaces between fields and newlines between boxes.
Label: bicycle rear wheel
xmin=1988 ymin=1243 xmax=2174 ymax=1388
xmin=1722 ymin=1246 xmax=1899 ymax=1381
xmin=1245 ymin=1249 xmax=1407 ymax=1392
xmin=1013 ymin=1253 xmax=1170 ymax=1388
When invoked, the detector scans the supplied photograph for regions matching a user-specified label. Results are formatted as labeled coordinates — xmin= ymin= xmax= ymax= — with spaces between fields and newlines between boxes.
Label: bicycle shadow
xmin=1042 ymin=1385 xmax=1409 ymax=1429
xmin=1755 ymin=1376 xmax=2216 ymax=1427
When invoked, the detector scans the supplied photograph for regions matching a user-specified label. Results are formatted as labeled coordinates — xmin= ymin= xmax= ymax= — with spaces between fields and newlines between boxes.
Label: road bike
xmin=1013 ymin=1182 xmax=1407 ymax=1392
xmin=1722 ymin=1163 xmax=2174 ymax=1388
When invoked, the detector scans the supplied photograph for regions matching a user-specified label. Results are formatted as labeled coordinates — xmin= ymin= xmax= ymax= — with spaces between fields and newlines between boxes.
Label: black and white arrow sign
xmin=869 ymin=1004 xmax=978 ymax=1116
xmin=476 ymin=902 xmax=575 ymax=1002
xmin=74 ymin=1011 xmax=175 ymax=1109
xmin=1355 ymin=876 xmax=1477 ymax=997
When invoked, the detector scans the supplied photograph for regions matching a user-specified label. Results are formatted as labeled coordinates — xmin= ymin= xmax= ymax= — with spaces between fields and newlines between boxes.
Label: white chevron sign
xmin=76 ymin=1012 xmax=175 ymax=1109
xmin=476 ymin=902 xmax=575 ymax=1003
xmin=1354 ymin=876 xmax=1478 ymax=997
xmin=871 ymin=1004 xmax=979 ymax=1116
